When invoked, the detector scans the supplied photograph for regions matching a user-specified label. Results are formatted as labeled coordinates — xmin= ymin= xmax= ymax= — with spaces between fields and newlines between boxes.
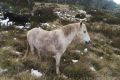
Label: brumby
xmin=23 ymin=21 xmax=91 ymax=74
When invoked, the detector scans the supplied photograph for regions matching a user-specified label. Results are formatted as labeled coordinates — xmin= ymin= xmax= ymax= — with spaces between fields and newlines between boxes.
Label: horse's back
xmin=27 ymin=27 xmax=50 ymax=41
xmin=27 ymin=27 xmax=43 ymax=37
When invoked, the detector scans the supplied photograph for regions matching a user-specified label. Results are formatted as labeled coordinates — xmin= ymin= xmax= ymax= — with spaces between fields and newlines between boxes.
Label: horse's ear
xmin=80 ymin=21 xmax=83 ymax=27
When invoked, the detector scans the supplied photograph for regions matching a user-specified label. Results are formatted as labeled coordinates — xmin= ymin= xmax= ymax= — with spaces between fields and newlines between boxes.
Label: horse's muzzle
xmin=85 ymin=41 xmax=92 ymax=48
xmin=85 ymin=41 xmax=91 ymax=45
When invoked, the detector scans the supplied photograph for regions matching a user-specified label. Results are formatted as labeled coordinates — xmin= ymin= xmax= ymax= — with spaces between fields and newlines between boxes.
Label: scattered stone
xmin=100 ymin=57 xmax=103 ymax=59
xmin=90 ymin=66 xmax=96 ymax=71
xmin=54 ymin=9 xmax=91 ymax=22
xmin=40 ymin=23 xmax=50 ymax=29
xmin=52 ymin=24 xmax=56 ymax=28
xmin=72 ymin=59 xmax=78 ymax=63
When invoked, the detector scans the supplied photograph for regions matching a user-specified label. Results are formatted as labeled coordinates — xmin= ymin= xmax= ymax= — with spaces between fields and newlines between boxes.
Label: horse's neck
xmin=64 ymin=28 xmax=77 ymax=47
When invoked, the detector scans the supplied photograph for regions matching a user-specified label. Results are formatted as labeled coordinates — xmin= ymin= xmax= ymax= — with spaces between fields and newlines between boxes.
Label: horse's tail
xmin=23 ymin=40 xmax=30 ymax=59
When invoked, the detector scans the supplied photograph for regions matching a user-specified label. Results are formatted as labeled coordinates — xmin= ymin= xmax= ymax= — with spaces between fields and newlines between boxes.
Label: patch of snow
xmin=11 ymin=50 xmax=22 ymax=55
xmin=1 ymin=31 xmax=8 ymax=34
xmin=0 ymin=18 xmax=13 ymax=26
xmin=109 ymin=40 xmax=112 ymax=43
xmin=2 ymin=46 xmax=11 ymax=50
xmin=103 ymin=18 xmax=107 ymax=21
xmin=0 ymin=68 xmax=8 ymax=74
xmin=86 ymin=14 xmax=92 ymax=18
xmin=81 ymin=53 xmax=84 ymax=55
xmin=40 ymin=23 xmax=50 ymax=29
xmin=13 ymin=38 xmax=17 ymax=40
xmin=31 ymin=69 xmax=42 ymax=78
xmin=52 ymin=24 xmax=56 ymax=28
xmin=117 ymin=55 xmax=120 ymax=57
xmin=15 ymin=51 xmax=22 ymax=55
xmin=63 ymin=59 xmax=66 ymax=61
xmin=54 ymin=11 xmax=61 ymax=15
xmin=100 ymin=57 xmax=103 ymax=59
xmin=5 ymin=31 xmax=8 ymax=33
xmin=93 ymin=10 xmax=97 ymax=12
xmin=25 ymin=23 xmax=31 ymax=28
xmin=84 ymin=48 xmax=88 ymax=53
xmin=15 ymin=25 xmax=24 ymax=29
xmin=24 ymin=29 xmax=27 ymax=31
xmin=62 ymin=75 xmax=68 ymax=79
xmin=72 ymin=59 xmax=78 ymax=63
xmin=78 ymin=10 xmax=86 ymax=14
xmin=15 ymin=59 xmax=19 ymax=62
xmin=74 ymin=50 xmax=81 ymax=53
xmin=15 ymin=23 xmax=31 ymax=29
xmin=80 ymin=18 xmax=87 ymax=21
xmin=100 ymin=39 xmax=104 ymax=42
xmin=90 ymin=66 xmax=96 ymax=71
xmin=41 ymin=23 xmax=50 ymax=27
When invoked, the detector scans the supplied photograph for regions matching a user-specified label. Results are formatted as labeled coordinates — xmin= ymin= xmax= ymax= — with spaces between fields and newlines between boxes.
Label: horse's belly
xmin=40 ymin=45 xmax=56 ymax=56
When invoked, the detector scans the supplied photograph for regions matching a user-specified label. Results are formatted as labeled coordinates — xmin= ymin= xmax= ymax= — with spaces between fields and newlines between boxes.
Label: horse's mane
xmin=62 ymin=23 xmax=80 ymax=37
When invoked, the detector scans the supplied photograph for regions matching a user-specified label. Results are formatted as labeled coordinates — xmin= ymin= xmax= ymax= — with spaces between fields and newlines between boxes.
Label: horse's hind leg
xmin=23 ymin=42 xmax=30 ymax=59
xmin=30 ymin=44 xmax=35 ymax=55
xmin=7 ymin=21 xmax=9 ymax=26
xmin=23 ymin=23 xmax=26 ymax=28
xmin=37 ymin=49 xmax=41 ymax=60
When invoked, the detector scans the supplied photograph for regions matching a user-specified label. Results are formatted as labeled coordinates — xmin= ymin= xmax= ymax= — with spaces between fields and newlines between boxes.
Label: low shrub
xmin=75 ymin=13 xmax=86 ymax=19
xmin=88 ymin=9 xmax=120 ymax=25
xmin=33 ymin=7 xmax=58 ymax=23
xmin=63 ymin=62 xmax=96 ymax=79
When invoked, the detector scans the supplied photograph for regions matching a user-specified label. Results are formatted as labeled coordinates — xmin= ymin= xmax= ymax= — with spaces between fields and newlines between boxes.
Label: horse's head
xmin=3 ymin=12 xmax=11 ymax=19
xmin=3 ymin=12 xmax=8 ymax=19
xmin=77 ymin=22 xmax=91 ymax=45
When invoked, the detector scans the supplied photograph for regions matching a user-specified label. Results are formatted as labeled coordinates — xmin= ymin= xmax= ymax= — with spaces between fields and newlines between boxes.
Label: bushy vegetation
xmin=87 ymin=9 xmax=120 ymax=24
xmin=32 ymin=7 xmax=58 ymax=23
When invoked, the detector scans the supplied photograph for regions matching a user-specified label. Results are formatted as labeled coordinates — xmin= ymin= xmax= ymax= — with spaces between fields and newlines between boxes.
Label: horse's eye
xmin=84 ymin=31 xmax=86 ymax=33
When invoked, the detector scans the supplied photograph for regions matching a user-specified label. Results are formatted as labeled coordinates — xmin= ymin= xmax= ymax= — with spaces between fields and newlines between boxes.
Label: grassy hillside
xmin=0 ymin=3 xmax=120 ymax=80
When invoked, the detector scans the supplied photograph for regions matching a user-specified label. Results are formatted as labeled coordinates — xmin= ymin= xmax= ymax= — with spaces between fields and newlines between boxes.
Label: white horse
xmin=24 ymin=21 xmax=91 ymax=74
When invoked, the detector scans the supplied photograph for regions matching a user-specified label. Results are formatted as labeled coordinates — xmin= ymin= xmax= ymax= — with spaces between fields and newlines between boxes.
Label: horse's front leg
xmin=23 ymin=23 xmax=26 ymax=28
xmin=7 ymin=21 xmax=9 ymax=26
xmin=55 ymin=53 xmax=62 ymax=74
xmin=37 ymin=49 xmax=41 ymax=60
